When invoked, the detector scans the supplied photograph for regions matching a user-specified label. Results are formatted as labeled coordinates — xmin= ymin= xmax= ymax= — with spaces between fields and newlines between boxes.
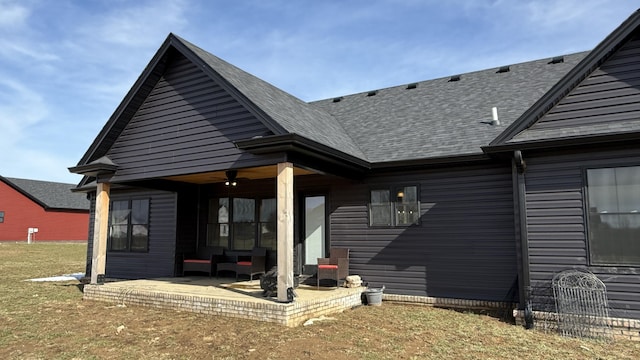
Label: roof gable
xmin=1 ymin=176 xmax=89 ymax=211
xmin=175 ymin=36 xmax=367 ymax=160
xmin=74 ymin=34 xmax=366 ymax=176
xmin=489 ymin=9 xmax=640 ymax=150
xmin=104 ymin=52 xmax=279 ymax=182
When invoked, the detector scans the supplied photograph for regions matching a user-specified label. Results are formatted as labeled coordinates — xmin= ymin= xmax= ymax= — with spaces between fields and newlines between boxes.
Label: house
xmin=70 ymin=9 xmax=640 ymax=328
xmin=485 ymin=9 xmax=640 ymax=325
xmin=0 ymin=176 xmax=90 ymax=241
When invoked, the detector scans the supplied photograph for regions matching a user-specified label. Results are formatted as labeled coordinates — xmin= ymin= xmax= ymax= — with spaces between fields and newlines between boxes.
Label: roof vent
xmin=332 ymin=97 xmax=343 ymax=103
xmin=496 ymin=66 xmax=510 ymax=73
xmin=549 ymin=56 xmax=564 ymax=64
xmin=367 ymin=90 xmax=378 ymax=97
xmin=491 ymin=107 xmax=500 ymax=126
xmin=449 ymin=75 xmax=461 ymax=82
xmin=406 ymin=83 xmax=418 ymax=89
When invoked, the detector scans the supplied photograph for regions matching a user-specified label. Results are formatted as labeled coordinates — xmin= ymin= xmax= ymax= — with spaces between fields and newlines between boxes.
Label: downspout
xmin=514 ymin=150 xmax=534 ymax=329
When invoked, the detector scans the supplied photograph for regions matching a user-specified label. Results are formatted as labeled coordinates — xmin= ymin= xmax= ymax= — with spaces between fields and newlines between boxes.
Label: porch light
xmin=224 ymin=170 xmax=238 ymax=187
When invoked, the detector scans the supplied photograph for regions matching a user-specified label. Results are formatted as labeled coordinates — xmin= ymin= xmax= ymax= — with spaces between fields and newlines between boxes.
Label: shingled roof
xmin=181 ymin=34 xmax=588 ymax=164
xmin=311 ymin=52 xmax=588 ymax=163
xmin=177 ymin=36 xmax=367 ymax=161
xmin=2 ymin=177 xmax=89 ymax=211
xmin=488 ymin=9 xmax=640 ymax=151
xmin=74 ymin=33 xmax=595 ymax=177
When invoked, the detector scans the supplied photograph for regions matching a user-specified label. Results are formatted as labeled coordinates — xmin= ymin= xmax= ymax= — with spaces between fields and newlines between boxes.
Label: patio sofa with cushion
xmin=182 ymin=247 xmax=224 ymax=277
xmin=216 ymin=247 xmax=267 ymax=280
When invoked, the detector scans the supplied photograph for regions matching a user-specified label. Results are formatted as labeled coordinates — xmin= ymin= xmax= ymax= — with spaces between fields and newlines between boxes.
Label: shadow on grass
xmin=437 ymin=305 xmax=516 ymax=325
xmin=54 ymin=282 xmax=85 ymax=294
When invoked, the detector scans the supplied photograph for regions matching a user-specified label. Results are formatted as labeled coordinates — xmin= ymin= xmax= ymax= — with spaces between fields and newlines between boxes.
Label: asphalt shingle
xmin=4 ymin=177 xmax=89 ymax=210
xmin=177 ymin=36 xmax=367 ymax=161
xmin=311 ymin=52 xmax=589 ymax=163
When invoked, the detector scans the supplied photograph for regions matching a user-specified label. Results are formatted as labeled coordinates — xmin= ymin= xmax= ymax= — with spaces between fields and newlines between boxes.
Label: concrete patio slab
xmin=83 ymin=277 xmax=365 ymax=326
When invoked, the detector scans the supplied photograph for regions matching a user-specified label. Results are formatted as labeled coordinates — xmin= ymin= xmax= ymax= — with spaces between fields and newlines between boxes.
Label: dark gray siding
xmin=524 ymin=148 xmax=640 ymax=320
xmin=106 ymin=53 xmax=278 ymax=182
xmin=329 ymin=164 xmax=518 ymax=302
xmin=175 ymin=185 xmax=199 ymax=274
xmin=85 ymin=192 xmax=96 ymax=276
xmin=86 ymin=188 xmax=177 ymax=279
xmin=533 ymin=34 xmax=640 ymax=130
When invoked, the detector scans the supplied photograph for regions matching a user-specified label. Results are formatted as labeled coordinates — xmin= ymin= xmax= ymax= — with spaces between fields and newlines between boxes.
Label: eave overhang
xmin=238 ymin=134 xmax=501 ymax=176
xmin=370 ymin=153 xmax=495 ymax=172
xmin=489 ymin=9 xmax=640 ymax=147
xmin=235 ymin=134 xmax=370 ymax=175
xmin=68 ymin=156 xmax=118 ymax=178
xmin=68 ymin=163 xmax=117 ymax=177
xmin=484 ymin=131 xmax=640 ymax=154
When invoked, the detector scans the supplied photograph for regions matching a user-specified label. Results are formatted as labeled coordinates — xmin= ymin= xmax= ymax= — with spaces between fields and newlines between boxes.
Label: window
xmin=369 ymin=185 xmax=420 ymax=226
xmin=207 ymin=198 xmax=229 ymax=248
xmin=259 ymin=198 xmax=277 ymax=250
xmin=587 ymin=166 xmax=640 ymax=266
xmin=108 ymin=199 xmax=150 ymax=252
xmin=370 ymin=189 xmax=392 ymax=226
xmin=233 ymin=198 xmax=256 ymax=250
xmin=0 ymin=211 xmax=4 ymax=223
xmin=207 ymin=197 xmax=275 ymax=250
xmin=395 ymin=185 xmax=420 ymax=226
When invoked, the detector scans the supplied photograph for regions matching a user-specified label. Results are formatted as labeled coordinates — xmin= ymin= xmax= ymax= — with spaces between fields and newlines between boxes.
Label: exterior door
xmin=302 ymin=195 xmax=326 ymax=275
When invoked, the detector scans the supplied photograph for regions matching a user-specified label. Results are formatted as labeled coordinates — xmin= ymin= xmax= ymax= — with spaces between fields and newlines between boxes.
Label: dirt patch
xmin=1 ymin=243 xmax=639 ymax=359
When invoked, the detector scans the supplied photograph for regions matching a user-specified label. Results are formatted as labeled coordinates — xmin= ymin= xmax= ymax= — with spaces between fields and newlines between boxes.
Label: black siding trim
xmin=485 ymin=131 xmax=640 ymax=154
xmin=236 ymin=133 xmax=370 ymax=170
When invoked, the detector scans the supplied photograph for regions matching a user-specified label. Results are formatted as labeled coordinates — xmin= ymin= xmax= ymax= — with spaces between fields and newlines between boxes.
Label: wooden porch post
xmin=277 ymin=162 xmax=294 ymax=302
xmin=91 ymin=182 xmax=111 ymax=284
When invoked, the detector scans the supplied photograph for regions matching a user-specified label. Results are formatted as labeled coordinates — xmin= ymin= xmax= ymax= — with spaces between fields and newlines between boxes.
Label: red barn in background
xmin=0 ymin=176 xmax=89 ymax=241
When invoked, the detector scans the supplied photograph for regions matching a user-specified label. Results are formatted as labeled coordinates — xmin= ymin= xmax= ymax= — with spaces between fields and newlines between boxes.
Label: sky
xmin=0 ymin=0 xmax=637 ymax=184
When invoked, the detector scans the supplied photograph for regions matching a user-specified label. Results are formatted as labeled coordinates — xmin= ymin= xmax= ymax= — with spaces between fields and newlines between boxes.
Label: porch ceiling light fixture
xmin=224 ymin=170 xmax=238 ymax=187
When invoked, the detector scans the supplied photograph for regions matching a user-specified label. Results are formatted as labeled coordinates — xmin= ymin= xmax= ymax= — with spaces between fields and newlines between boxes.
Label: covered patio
xmin=83 ymin=276 xmax=365 ymax=326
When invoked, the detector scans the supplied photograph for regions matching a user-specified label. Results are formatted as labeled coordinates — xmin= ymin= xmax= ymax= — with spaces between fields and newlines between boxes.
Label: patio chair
xmin=182 ymin=246 xmax=223 ymax=277
xmin=317 ymin=248 xmax=349 ymax=288
xmin=216 ymin=249 xmax=237 ymax=278
xmin=236 ymin=247 xmax=267 ymax=281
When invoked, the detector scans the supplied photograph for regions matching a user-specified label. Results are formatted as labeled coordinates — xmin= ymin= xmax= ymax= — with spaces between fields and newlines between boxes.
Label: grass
xmin=1 ymin=242 xmax=639 ymax=359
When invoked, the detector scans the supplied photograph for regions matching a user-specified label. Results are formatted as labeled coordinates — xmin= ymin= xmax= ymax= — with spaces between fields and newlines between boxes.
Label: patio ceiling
xmin=163 ymin=165 xmax=316 ymax=184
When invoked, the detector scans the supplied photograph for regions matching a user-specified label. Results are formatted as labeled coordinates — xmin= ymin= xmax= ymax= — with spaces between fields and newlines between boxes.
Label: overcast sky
xmin=0 ymin=0 xmax=637 ymax=184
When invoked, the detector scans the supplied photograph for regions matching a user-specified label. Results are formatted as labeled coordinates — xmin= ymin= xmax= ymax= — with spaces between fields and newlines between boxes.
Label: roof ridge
xmin=5 ymin=176 xmax=78 ymax=187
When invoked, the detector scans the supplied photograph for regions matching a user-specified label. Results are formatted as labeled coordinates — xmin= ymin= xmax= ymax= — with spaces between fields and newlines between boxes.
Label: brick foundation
xmin=383 ymin=293 xmax=515 ymax=312
xmin=513 ymin=310 xmax=640 ymax=341
xmin=83 ymin=284 xmax=364 ymax=327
